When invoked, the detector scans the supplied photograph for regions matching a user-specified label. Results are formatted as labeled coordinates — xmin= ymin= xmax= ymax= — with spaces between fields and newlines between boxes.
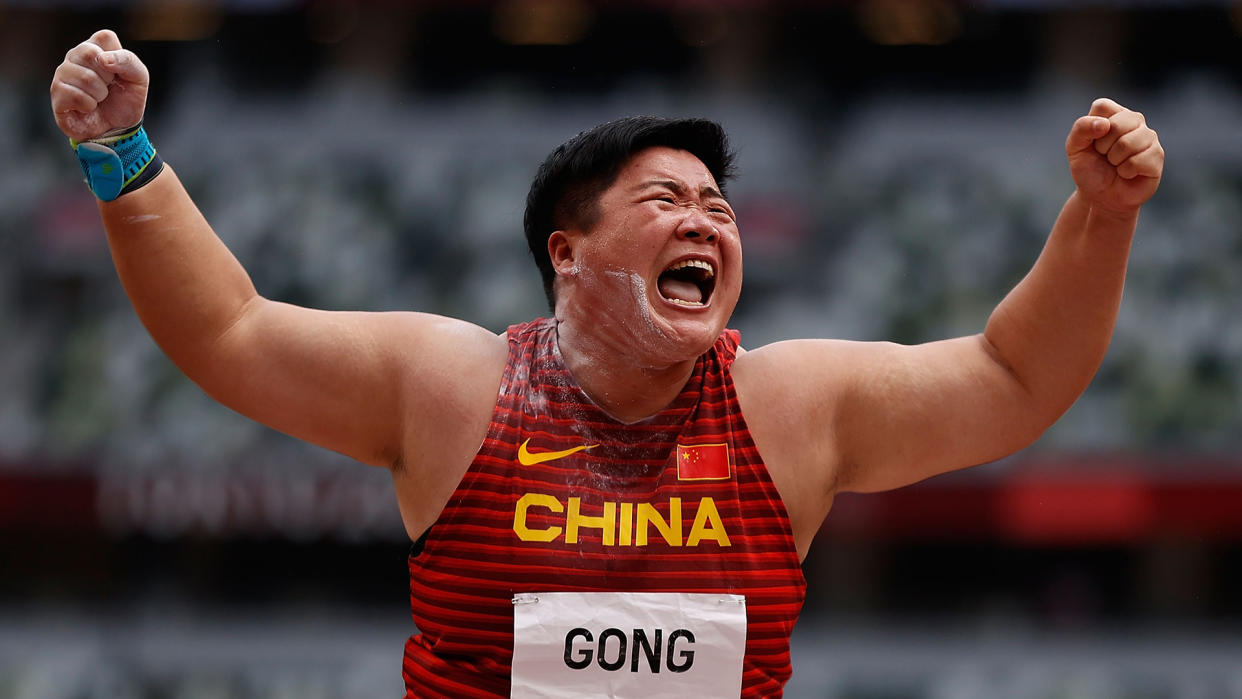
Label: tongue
xmin=658 ymin=276 xmax=703 ymax=304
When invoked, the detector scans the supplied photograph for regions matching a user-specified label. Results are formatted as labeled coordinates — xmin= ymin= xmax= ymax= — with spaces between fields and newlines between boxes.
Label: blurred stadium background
xmin=3 ymin=1 xmax=1242 ymax=697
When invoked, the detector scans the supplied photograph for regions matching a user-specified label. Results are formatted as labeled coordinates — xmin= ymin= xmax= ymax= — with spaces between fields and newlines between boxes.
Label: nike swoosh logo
xmin=517 ymin=439 xmax=597 ymax=466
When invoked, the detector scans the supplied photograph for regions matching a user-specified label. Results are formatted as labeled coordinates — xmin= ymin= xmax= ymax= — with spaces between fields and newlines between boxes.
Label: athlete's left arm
xmin=742 ymin=99 xmax=1163 ymax=502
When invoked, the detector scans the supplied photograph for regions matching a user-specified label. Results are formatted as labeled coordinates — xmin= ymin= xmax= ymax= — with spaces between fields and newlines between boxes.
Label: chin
xmin=646 ymin=297 xmax=732 ymax=359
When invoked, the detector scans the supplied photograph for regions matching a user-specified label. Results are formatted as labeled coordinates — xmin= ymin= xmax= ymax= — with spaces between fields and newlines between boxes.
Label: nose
xmin=676 ymin=207 xmax=718 ymax=243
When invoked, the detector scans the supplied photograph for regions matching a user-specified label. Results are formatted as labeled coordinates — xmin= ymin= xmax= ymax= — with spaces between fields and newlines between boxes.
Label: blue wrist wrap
xmin=71 ymin=123 xmax=164 ymax=202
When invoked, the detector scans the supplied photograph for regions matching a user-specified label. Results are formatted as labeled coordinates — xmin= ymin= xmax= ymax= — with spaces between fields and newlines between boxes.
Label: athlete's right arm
xmin=51 ymin=30 xmax=507 ymax=470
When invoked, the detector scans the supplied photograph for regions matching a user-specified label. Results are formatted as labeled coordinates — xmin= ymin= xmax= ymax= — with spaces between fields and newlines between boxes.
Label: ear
xmin=548 ymin=230 xmax=577 ymax=276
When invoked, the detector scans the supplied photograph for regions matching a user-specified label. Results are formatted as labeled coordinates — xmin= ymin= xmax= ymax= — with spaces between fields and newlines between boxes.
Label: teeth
xmin=664 ymin=259 xmax=715 ymax=276
xmin=667 ymin=298 xmax=705 ymax=307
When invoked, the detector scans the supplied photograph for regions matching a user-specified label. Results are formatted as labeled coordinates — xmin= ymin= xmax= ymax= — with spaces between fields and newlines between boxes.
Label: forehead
xmin=614 ymin=146 xmax=720 ymax=192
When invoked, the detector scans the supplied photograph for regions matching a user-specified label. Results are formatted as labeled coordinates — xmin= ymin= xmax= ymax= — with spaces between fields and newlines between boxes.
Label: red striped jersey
xmin=403 ymin=317 xmax=806 ymax=697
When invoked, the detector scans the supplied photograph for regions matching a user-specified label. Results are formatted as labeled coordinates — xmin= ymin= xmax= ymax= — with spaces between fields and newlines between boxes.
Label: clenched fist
xmin=50 ymin=29 xmax=149 ymax=142
xmin=1066 ymin=98 xmax=1164 ymax=215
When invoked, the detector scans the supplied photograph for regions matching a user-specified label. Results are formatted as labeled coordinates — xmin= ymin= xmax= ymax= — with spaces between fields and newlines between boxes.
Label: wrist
xmin=1072 ymin=190 xmax=1140 ymax=225
xmin=70 ymin=122 xmax=164 ymax=202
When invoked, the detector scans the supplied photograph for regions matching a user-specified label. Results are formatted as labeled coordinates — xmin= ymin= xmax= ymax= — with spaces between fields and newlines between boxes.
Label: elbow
xmin=976 ymin=333 xmax=1091 ymax=451
xmin=162 ymin=294 xmax=267 ymax=383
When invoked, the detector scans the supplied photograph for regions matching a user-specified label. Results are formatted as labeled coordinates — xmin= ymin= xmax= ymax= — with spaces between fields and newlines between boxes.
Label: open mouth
xmin=656 ymin=259 xmax=716 ymax=307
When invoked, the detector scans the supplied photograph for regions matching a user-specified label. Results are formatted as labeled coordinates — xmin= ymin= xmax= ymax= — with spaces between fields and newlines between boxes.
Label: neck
xmin=555 ymin=317 xmax=699 ymax=423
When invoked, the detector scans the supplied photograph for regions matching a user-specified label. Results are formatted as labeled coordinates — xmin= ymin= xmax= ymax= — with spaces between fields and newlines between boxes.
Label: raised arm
xmin=51 ymin=30 xmax=506 ymax=470
xmin=738 ymin=99 xmax=1163 ymax=516
xmin=982 ymin=99 xmax=1163 ymax=425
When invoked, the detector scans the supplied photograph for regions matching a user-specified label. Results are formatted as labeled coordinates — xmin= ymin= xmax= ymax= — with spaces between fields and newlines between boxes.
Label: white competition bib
xmin=510 ymin=591 xmax=746 ymax=699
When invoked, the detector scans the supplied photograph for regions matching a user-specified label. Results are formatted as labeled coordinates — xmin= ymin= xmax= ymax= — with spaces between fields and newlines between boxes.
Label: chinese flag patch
xmin=676 ymin=443 xmax=731 ymax=481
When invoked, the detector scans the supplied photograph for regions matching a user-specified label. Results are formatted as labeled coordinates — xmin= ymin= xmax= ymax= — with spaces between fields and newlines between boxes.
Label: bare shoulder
xmin=380 ymin=311 xmax=509 ymax=423
xmin=385 ymin=311 xmax=509 ymax=369
xmin=346 ymin=309 xmax=509 ymax=465
xmin=731 ymin=338 xmax=891 ymax=466
xmin=383 ymin=312 xmax=510 ymax=538
xmin=732 ymin=338 xmax=894 ymax=400
xmin=730 ymin=335 xmax=960 ymax=458
xmin=730 ymin=339 xmax=880 ymax=556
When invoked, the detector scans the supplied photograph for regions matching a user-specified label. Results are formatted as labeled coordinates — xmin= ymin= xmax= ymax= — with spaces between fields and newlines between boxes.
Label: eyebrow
xmin=635 ymin=179 xmax=727 ymax=202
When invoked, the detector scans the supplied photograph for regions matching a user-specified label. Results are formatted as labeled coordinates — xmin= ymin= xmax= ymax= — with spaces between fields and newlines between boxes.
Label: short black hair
xmin=523 ymin=116 xmax=737 ymax=311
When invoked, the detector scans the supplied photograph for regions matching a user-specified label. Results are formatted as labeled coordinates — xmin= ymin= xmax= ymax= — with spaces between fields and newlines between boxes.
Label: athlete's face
xmin=551 ymin=146 xmax=742 ymax=364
